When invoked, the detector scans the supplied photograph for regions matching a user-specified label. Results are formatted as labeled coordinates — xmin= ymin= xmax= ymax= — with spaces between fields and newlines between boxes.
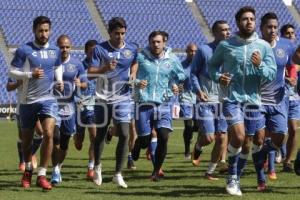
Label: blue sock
xmin=17 ymin=140 xmax=24 ymax=163
xmin=252 ymin=148 xmax=266 ymax=183
xmin=280 ymin=143 xmax=287 ymax=160
xmin=237 ymin=153 xmax=248 ymax=180
xmin=31 ymin=137 xmax=42 ymax=155
xmin=268 ymin=150 xmax=276 ymax=172
xmin=128 ymin=154 xmax=133 ymax=161
xmin=150 ymin=138 xmax=157 ymax=166
xmin=227 ymin=144 xmax=241 ymax=176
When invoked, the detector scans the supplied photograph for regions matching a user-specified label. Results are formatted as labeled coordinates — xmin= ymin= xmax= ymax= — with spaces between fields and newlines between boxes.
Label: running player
xmin=9 ymin=16 xmax=63 ymax=190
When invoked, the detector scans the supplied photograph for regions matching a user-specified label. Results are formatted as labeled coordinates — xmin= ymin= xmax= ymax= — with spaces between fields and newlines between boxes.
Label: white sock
xmin=54 ymin=165 xmax=60 ymax=172
xmin=37 ymin=167 xmax=47 ymax=176
xmin=25 ymin=162 xmax=32 ymax=171
xmin=88 ymin=160 xmax=94 ymax=169
xmin=207 ymin=162 xmax=218 ymax=174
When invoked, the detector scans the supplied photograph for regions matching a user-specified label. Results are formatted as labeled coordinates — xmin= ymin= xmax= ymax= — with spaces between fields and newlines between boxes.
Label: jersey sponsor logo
xmin=276 ymin=48 xmax=286 ymax=58
xmin=123 ymin=49 xmax=132 ymax=59
xmin=32 ymin=51 xmax=38 ymax=57
xmin=48 ymin=50 xmax=57 ymax=58
xmin=66 ymin=64 xmax=77 ymax=72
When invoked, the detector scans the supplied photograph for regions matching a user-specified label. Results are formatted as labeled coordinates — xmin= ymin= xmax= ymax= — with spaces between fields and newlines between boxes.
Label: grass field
xmin=0 ymin=120 xmax=300 ymax=200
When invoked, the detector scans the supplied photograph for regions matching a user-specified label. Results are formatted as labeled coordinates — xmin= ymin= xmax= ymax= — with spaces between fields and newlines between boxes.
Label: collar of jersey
xmin=33 ymin=41 xmax=49 ymax=49
xmin=235 ymin=31 xmax=258 ymax=44
xmin=108 ymin=40 xmax=126 ymax=50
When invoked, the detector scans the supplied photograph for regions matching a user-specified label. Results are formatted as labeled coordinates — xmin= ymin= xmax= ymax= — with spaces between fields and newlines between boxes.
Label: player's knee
xmin=139 ymin=135 xmax=151 ymax=149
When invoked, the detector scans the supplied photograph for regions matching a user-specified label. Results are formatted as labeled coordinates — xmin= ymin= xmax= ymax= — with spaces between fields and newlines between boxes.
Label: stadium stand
xmin=0 ymin=51 xmax=16 ymax=104
xmin=94 ymin=0 xmax=207 ymax=49
xmin=0 ymin=0 xmax=103 ymax=47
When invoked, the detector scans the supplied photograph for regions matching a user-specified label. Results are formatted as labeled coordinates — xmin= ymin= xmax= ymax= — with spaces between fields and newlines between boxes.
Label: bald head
xmin=186 ymin=43 xmax=197 ymax=63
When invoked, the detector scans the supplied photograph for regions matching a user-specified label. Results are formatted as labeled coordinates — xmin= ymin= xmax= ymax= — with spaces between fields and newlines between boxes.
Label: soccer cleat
xmin=127 ymin=159 xmax=136 ymax=170
xmin=112 ymin=174 xmax=128 ymax=188
xmin=158 ymin=168 xmax=164 ymax=178
xmin=93 ymin=164 xmax=102 ymax=186
xmin=21 ymin=170 xmax=32 ymax=188
xmin=226 ymin=177 xmax=242 ymax=196
xmin=268 ymin=171 xmax=277 ymax=180
xmin=205 ymin=173 xmax=219 ymax=181
xmin=31 ymin=155 xmax=38 ymax=169
xmin=86 ymin=168 xmax=94 ymax=181
xmin=51 ymin=171 xmax=62 ymax=185
xmin=236 ymin=180 xmax=242 ymax=196
xmin=105 ymin=126 xmax=113 ymax=144
xmin=36 ymin=176 xmax=52 ymax=190
xmin=191 ymin=147 xmax=202 ymax=167
xmin=282 ymin=162 xmax=293 ymax=172
xmin=257 ymin=181 xmax=267 ymax=192
xmin=19 ymin=162 xmax=25 ymax=172
xmin=294 ymin=150 xmax=300 ymax=176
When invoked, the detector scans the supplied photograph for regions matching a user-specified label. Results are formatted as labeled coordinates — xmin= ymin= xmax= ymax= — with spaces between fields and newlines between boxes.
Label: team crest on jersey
xmin=276 ymin=48 xmax=286 ymax=58
xmin=66 ymin=64 xmax=76 ymax=72
xmin=164 ymin=63 xmax=171 ymax=68
xmin=48 ymin=50 xmax=56 ymax=58
xmin=123 ymin=50 xmax=132 ymax=58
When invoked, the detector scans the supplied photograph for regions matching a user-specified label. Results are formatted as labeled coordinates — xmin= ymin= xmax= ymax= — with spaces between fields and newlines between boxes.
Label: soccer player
xmin=208 ymin=7 xmax=277 ymax=196
xmin=133 ymin=30 xmax=186 ymax=181
xmin=73 ymin=39 xmax=97 ymax=180
xmin=9 ymin=16 xmax=63 ymax=190
xmin=179 ymin=43 xmax=197 ymax=159
xmin=88 ymin=17 xmax=138 ymax=188
xmin=190 ymin=20 xmax=230 ymax=180
xmin=50 ymin=35 xmax=87 ymax=185
xmin=247 ymin=13 xmax=296 ymax=191
xmin=280 ymin=23 xmax=300 ymax=172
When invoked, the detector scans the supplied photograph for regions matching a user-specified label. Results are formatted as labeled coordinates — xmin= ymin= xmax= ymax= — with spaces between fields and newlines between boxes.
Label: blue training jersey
xmin=11 ymin=42 xmax=61 ymax=104
xmin=180 ymin=59 xmax=196 ymax=104
xmin=261 ymin=38 xmax=294 ymax=105
xmin=55 ymin=55 xmax=87 ymax=115
xmin=90 ymin=41 xmax=138 ymax=104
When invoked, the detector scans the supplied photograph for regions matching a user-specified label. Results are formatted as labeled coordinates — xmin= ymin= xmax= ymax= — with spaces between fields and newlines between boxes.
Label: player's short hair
xmin=56 ymin=34 xmax=71 ymax=45
xmin=108 ymin=17 xmax=127 ymax=32
xmin=212 ymin=20 xmax=228 ymax=33
xmin=148 ymin=31 xmax=168 ymax=42
xmin=280 ymin=23 xmax=295 ymax=36
xmin=84 ymin=40 xmax=97 ymax=52
xmin=33 ymin=16 xmax=51 ymax=30
xmin=235 ymin=6 xmax=255 ymax=22
xmin=260 ymin=12 xmax=278 ymax=30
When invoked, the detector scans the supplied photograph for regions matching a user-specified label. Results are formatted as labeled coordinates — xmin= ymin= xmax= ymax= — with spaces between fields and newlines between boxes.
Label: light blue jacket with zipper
xmin=135 ymin=47 xmax=186 ymax=104
xmin=208 ymin=32 xmax=277 ymax=105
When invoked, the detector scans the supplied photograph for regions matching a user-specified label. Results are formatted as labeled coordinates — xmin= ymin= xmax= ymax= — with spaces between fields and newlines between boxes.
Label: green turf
xmin=0 ymin=120 xmax=300 ymax=200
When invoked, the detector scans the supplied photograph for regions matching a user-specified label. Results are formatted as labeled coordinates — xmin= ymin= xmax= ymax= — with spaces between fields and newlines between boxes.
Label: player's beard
xmin=35 ymin=36 xmax=49 ymax=46
xmin=239 ymin=28 xmax=254 ymax=39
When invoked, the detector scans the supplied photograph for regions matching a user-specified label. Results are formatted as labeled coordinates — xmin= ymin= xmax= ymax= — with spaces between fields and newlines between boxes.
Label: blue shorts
xmin=223 ymin=101 xmax=263 ymax=135
xmin=196 ymin=103 xmax=227 ymax=135
xmin=257 ymin=101 xmax=288 ymax=134
xmin=60 ymin=113 xmax=76 ymax=135
xmin=94 ymin=100 xmax=131 ymax=127
xmin=288 ymin=100 xmax=300 ymax=120
xmin=180 ymin=102 xmax=194 ymax=119
xmin=76 ymin=106 xmax=95 ymax=134
xmin=135 ymin=103 xmax=172 ymax=136
xmin=19 ymin=99 xmax=58 ymax=129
